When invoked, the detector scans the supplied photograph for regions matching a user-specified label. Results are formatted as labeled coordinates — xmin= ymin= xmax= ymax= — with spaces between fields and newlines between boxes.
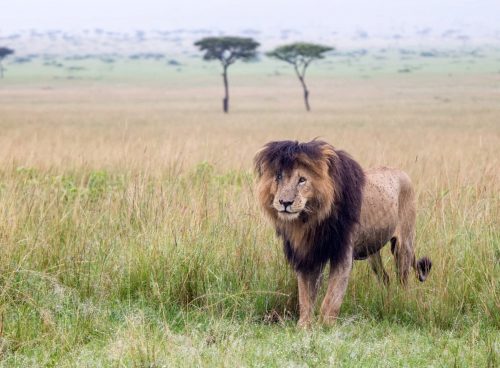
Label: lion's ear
xmin=319 ymin=143 xmax=338 ymax=173
xmin=253 ymin=148 xmax=266 ymax=177
xmin=319 ymin=143 xmax=336 ymax=160
xmin=254 ymin=141 xmax=279 ymax=177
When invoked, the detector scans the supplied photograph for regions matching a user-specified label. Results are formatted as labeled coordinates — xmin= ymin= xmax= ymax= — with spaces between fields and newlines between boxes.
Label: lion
xmin=254 ymin=139 xmax=432 ymax=327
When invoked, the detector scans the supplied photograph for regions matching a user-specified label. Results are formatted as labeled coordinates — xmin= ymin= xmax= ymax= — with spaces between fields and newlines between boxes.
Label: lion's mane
xmin=254 ymin=140 xmax=365 ymax=273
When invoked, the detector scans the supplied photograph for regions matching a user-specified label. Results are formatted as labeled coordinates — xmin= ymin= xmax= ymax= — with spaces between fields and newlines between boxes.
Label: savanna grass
xmin=0 ymin=73 xmax=499 ymax=366
xmin=0 ymin=158 xmax=497 ymax=365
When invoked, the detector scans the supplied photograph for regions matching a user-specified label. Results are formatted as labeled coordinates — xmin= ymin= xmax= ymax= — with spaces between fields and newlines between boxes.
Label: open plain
xmin=0 ymin=57 xmax=499 ymax=366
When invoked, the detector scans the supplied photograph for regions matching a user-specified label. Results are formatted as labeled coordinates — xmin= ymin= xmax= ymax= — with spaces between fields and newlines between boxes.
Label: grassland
xmin=0 ymin=60 xmax=499 ymax=366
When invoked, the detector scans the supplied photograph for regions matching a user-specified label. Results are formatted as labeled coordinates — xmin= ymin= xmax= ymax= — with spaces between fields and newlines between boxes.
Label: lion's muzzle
xmin=279 ymin=199 xmax=294 ymax=212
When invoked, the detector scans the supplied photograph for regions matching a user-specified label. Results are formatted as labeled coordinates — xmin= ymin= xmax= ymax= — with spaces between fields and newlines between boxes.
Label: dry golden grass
xmin=0 ymin=73 xmax=498 ymax=366
xmin=1 ymin=74 xmax=498 ymax=173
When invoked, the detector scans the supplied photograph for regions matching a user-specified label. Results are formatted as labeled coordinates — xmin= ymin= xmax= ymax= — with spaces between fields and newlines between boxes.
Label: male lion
xmin=254 ymin=139 xmax=432 ymax=327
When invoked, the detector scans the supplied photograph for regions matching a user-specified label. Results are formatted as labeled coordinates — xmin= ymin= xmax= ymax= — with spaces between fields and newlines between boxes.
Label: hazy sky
xmin=2 ymin=0 xmax=499 ymax=34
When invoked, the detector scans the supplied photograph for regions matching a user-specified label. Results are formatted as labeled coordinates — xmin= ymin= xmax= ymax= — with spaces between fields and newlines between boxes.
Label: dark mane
xmin=254 ymin=140 xmax=328 ymax=176
xmin=255 ymin=140 xmax=365 ymax=273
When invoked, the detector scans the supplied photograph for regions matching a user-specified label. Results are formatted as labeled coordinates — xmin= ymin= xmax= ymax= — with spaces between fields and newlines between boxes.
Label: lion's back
xmin=353 ymin=167 xmax=414 ymax=256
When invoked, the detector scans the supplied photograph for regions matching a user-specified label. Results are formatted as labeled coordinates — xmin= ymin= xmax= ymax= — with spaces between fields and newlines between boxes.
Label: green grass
xmin=3 ymin=46 xmax=500 ymax=86
xmin=3 ymin=313 xmax=497 ymax=367
xmin=0 ymin=164 xmax=498 ymax=367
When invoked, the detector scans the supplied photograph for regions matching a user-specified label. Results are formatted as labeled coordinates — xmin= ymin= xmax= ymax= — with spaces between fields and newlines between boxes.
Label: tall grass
xmin=0 ymin=76 xmax=498 ymax=365
xmin=1 ymin=160 xmax=497 ymax=344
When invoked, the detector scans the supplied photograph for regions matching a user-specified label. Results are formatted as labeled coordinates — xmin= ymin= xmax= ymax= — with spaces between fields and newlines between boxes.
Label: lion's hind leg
xmin=369 ymin=251 xmax=390 ymax=286
xmin=391 ymin=234 xmax=415 ymax=285
xmin=392 ymin=235 xmax=432 ymax=284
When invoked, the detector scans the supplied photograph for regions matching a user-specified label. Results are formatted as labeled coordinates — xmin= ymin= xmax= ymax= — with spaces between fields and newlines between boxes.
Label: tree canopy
xmin=194 ymin=37 xmax=259 ymax=67
xmin=0 ymin=47 xmax=14 ymax=78
xmin=266 ymin=43 xmax=333 ymax=111
xmin=194 ymin=36 xmax=259 ymax=113
xmin=266 ymin=42 xmax=333 ymax=70
xmin=0 ymin=47 xmax=14 ymax=59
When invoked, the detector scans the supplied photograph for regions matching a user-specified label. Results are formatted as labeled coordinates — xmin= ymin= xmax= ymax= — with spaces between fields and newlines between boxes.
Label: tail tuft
xmin=417 ymin=257 xmax=432 ymax=282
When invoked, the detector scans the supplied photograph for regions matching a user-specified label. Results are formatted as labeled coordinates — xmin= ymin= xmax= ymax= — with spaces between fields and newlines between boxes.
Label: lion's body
xmin=355 ymin=168 xmax=407 ymax=260
xmin=254 ymin=140 xmax=432 ymax=327
xmin=352 ymin=167 xmax=427 ymax=285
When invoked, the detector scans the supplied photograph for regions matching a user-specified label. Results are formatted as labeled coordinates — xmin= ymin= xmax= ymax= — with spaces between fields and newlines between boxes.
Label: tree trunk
xmin=299 ymin=76 xmax=310 ymax=111
xmin=294 ymin=64 xmax=311 ymax=112
xmin=222 ymin=65 xmax=229 ymax=113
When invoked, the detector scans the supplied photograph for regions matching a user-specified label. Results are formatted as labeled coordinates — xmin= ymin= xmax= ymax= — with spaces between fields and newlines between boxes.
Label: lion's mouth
xmin=277 ymin=210 xmax=301 ymax=220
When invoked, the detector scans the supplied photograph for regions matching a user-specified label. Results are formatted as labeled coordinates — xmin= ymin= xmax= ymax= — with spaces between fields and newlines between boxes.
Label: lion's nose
xmin=279 ymin=200 xmax=294 ymax=208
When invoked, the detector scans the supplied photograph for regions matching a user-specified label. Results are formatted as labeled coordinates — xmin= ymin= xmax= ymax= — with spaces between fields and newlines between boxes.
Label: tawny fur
xmin=354 ymin=167 xmax=427 ymax=284
xmin=254 ymin=140 xmax=432 ymax=328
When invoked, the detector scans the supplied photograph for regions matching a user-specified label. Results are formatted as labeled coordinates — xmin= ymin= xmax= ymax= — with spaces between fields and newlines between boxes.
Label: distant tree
xmin=0 ymin=47 xmax=14 ymax=79
xmin=267 ymin=43 xmax=333 ymax=111
xmin=194 ymin=37 xmax=259 ymax=113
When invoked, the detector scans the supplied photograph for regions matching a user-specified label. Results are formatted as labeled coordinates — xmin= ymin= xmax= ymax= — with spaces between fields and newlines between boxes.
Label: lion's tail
xmin=415 ymin=256 xmax=432 ymax=282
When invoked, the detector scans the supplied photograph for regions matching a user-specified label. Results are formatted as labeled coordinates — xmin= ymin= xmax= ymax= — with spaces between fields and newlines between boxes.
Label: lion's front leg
xmin=297 ymin=268 xmax=322 ymax=329
xmin=319 ymin=251 xmax=353 ymax=325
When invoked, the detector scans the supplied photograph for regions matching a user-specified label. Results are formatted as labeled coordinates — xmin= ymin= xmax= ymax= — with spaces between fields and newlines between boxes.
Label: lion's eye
xmin=298 ymin=177 xmax=307 ymax=184
xmin=276 ymin=173 xmax=282 ymax=181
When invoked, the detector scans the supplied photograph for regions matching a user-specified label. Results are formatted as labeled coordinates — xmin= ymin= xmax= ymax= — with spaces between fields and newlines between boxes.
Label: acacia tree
xmin=267 ymin=43 xmax=333 ymax=111
xmin=194 ymin=37 xmax=259 ymax=113
xmin=0 ymin=47 xmax=14 ymax=79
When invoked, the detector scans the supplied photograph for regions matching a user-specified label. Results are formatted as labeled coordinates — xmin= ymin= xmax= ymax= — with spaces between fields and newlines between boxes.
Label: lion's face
xmin=272 ymin=166 xmax=315 ymax=221
xmin=254 ymin=140 xmax=338 ymax=226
